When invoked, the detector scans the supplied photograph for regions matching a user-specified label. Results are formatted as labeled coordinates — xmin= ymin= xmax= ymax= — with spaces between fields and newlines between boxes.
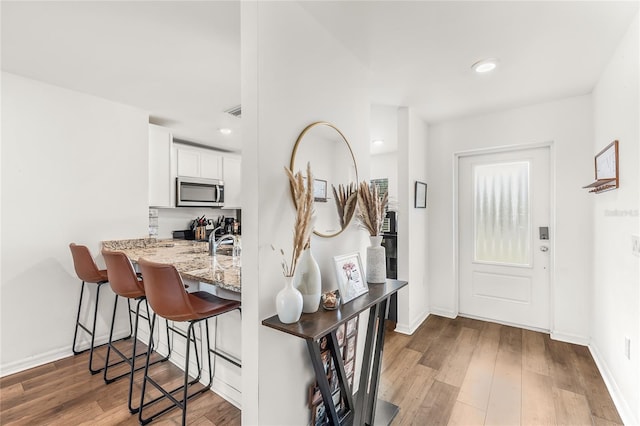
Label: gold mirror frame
xmin=289 ymin=121 xmax=359 ymax=238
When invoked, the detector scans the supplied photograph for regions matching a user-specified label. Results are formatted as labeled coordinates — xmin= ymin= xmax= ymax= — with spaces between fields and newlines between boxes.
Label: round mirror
xmin=290 ymin=122 xmax=359 ymax=238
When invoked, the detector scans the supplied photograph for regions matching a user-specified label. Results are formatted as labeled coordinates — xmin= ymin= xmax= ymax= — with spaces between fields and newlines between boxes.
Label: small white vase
xmin=276 ymin=276 xmax=303 ymax=323
xmin=366 ymin=235 xmax=386 ymax=284
xmin=293 ymin=248 xmax=322 ymax=313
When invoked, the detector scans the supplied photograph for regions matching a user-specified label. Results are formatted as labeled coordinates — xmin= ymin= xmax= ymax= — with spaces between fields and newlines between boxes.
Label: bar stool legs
xmin=138 ymin=314 xmax=214 ymax=426
xmin=103 ymin=295 xmax=172 ymax=414
xmin=71 ymin=280 xmax=116 ymax=374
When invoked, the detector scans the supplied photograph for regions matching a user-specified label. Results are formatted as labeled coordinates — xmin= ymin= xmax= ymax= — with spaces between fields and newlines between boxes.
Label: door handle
xmin=540 ymin=246 xmax=549 ymax=252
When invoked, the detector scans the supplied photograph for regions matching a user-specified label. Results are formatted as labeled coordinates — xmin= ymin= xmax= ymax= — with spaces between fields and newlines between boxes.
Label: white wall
xmin=395 ymin=108 xmax=430 ymax=333
xmin=1 ymin=73 xmax=149 ymax=375
xmin=242 ymin=2 xmax=370 ymax=424
xmin=428 ymin=95 xmax=594 ymax=342
xmin=591 ymin=12 xmax=639 ymax=425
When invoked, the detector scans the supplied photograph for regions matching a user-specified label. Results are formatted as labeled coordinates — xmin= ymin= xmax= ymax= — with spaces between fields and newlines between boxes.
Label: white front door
xmin=458 ymin=146 xmax=551 ymax=330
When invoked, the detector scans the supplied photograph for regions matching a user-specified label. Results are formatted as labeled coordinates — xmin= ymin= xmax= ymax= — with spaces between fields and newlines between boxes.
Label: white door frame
xmin=453 ymin=141 xmax=556 ymax=332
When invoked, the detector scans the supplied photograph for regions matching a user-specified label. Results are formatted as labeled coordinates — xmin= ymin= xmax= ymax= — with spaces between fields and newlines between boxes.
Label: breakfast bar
xmin=101 ymin=238 xmax=241 ymax=293
xmin=101 ymin=237 xmax=243 ymax=407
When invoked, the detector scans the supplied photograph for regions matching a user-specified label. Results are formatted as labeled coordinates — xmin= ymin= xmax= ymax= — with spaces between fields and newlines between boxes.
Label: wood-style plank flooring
xmin=380 ymin=315 xmax=623 ymax=426
xmin=0 ymin=315 xmax=622 ymax=425
xmin=0 ymin=340 xmax=240 ymax=425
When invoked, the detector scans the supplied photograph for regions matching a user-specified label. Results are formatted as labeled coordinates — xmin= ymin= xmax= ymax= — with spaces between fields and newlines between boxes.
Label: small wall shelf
xmin=583 ymin=140 xmax=618 ymax=194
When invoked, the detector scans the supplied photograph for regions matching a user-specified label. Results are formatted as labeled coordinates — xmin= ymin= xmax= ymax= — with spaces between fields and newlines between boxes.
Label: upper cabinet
xmin=176 ymin=146 xmax=223 ymax=180
xmin=223 ymin=155 xmax=242 ymax=209
xmin=148 ymin=130 xmax=239 ymax=209
xmin=148 ymin=124 xmax=175 ymax=208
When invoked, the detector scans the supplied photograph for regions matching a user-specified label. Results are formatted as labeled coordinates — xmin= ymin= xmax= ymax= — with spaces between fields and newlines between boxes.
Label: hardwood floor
xmin=0 ymin=315 xmax=622 ymax=425
xmin=0 ymin=341 xmax=240 ymax=425
xmin=380 ymin=315 xmax=623 ymax=426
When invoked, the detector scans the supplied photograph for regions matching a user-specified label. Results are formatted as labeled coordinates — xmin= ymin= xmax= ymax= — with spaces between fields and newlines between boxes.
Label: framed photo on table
xmin=333 ymin=253 xmax=368 ymax=304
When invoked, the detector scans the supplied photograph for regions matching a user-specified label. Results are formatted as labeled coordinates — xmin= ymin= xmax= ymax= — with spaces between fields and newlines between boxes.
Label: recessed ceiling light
xmin=372 ymin=139 xmax=384 ymax=146
xmin=219 ymin=128 xmax=232 ymax=135
xmin=472 ymin=58 xmax=499 ymax=73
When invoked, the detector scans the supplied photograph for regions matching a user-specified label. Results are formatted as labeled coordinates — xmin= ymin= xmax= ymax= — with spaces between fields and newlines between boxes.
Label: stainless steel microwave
xmin=176 ymin=177 xmax=224 ymax=207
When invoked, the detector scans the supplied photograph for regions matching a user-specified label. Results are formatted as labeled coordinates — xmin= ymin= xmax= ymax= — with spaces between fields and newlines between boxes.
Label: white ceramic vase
xmin=293 ymin=248 xmax=322 ymax=313
xmin=366 ymin=235 xmax=386 ymax=284
xmin=276 ymin=276 xmax=303 ymax=323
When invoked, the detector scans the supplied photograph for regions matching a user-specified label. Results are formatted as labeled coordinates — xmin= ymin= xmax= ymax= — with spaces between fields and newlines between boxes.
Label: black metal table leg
xmin=365 ymin=298 xmax=388 ymax=425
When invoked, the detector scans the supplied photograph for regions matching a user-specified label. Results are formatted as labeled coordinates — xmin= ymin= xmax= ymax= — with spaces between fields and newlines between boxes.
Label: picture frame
xmin=314 ymin=178 xmax=328 ymax=202
xmin=312 ymin=401 xmax=327 ymax=425
xmin=336 ymin=324 xmax=346 ymax=347
xmin=344 ymin=359 xmax=355 ymax=377
xmin=333 ymin=253 xmax=368 ymax=304
xmin=415 ymin=181 xmax=427 ymax=208
xmin=321 ymin=350 xmax=331 ymax=374
xmin=308 ymin=384 xmax=322 ymax=407
xmin=346 ymin=316 xmax=358 ymax=337
xmin=345 ymin=335 xmax=357 ymax=361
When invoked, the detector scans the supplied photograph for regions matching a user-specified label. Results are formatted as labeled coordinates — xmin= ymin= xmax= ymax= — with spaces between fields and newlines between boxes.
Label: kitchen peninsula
xmin=101 ymin=237 xmax=243 ymax=407
xmin=102 ymin=238 xmax=241 ymax=293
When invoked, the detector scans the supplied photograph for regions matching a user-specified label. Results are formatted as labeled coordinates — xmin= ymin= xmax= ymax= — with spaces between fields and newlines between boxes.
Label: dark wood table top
xmin=262 ymin=279 xmax=407 ymax=341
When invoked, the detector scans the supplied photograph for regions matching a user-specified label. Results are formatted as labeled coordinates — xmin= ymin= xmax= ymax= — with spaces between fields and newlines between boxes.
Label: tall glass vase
xmin=293 ymin=248 xmax=322 ymax=313
xmin=366 ymin=235 xmax=386 ymax=283
xmin=276 ymin=276 xmax=303 ymax=323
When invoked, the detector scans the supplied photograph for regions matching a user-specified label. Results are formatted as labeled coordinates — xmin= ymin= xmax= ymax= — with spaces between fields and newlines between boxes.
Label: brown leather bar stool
xmin=101 ymin=249 xmax=172 ymax=414
xmin=137 ymin=258 xmax=241 ymax=426
xmin=69 ymin=243 xmax=132 ymax=374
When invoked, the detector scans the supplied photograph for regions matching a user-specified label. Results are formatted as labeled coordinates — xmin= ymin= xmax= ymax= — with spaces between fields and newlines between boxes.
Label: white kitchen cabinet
xmin=148 ymin=124 xmax=175 ymax=208
xmin=176 ymin=145 xmax=223 ymax=180
xmin=200 ymin=152 xmax=223 ymax=180
xmin=222 ymin=155 xmax=241 ymax=209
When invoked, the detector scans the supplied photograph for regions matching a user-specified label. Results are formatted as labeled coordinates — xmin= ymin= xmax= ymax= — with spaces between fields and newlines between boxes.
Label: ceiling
xmin=1 ymin=1 xmax=241 ymax=151
xmin=2 ymin=1 xmax=637 ymax=154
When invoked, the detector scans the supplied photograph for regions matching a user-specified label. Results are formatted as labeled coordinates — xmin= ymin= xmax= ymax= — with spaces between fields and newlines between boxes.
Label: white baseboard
xmin=0 ymin=346 xmax=71 ymax=378
xmin=394 ymin=310 xmax=430 ymax=335
xmin=429 ymin=306 xmax=457 ymax=319
xmin=550 ymin=330 xmax=590 ymax=346
xmin=0 ymin=329 xmax=130 ymax=378
xmin=589 ymin=342 xmax=638 ymax=426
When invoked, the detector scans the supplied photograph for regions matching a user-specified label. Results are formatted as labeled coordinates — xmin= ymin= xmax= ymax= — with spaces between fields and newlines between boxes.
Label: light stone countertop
xmin=101 ymin=238 xmax=241 ymax=293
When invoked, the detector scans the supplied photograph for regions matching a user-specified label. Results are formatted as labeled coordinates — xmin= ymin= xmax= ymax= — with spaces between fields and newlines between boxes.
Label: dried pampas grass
xmin=356 ymin=181 xmax=388 ymax=236
xmin=332 ymin=183 xmax=357 ymax=228
xmin=280 ymin=162 xmax=315 ymax=277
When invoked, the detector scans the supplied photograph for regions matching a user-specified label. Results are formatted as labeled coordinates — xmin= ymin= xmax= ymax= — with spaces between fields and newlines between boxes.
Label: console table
xmin=262 ymin=279 xmax=408 ymax=426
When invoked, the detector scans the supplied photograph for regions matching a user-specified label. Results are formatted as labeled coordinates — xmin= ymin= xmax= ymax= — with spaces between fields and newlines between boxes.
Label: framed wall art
xmin=415 ymin=181 xmax=427 ymax=208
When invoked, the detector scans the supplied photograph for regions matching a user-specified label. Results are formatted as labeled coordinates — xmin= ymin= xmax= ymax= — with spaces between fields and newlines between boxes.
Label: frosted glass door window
xmin=474 ymin=161 xmax=531 ymax=266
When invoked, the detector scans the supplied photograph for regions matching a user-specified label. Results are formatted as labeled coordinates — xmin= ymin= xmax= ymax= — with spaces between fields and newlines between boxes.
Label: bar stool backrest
xmin=102 ymin=249 xmax=145 ymax=298
xmin=69 ymin=243 xmax=106 ymax=283
xmin=138 ymin=258 xmax=195 ymax=322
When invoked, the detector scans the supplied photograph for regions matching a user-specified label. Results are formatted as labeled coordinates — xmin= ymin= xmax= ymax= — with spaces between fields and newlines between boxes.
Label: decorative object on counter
xmin=321 ymin=290 xmax=340 ymax=310
xmin=273 ymin=163 xmax=315 ymax=323
xmin=294 ymin=245 xmax=322 ymax=313
xmin=357 ymin=181 xmax=389 ymax=284
xmin=332 ymin=183 xmax=358 ymax=229
xmin=333 ymin=252 xmax=368 ymax=304
xmin=583 ymin=140 xmax=619 ymax=194
xmin=195 ymin=226 xmax=207 ymax=240
xmin=415 ymin=181 xmax=427 ymax=208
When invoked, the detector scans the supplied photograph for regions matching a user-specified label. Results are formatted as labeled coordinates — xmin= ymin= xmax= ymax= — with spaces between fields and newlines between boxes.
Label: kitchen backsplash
xmin=150 ymin=207 xmax=237 ymax=239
